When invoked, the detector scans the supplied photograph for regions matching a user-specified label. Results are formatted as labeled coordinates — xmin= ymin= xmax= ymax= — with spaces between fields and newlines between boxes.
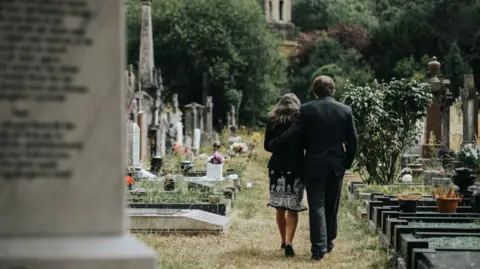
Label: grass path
xmin=138 ymin=148 xmax=388 ymax=269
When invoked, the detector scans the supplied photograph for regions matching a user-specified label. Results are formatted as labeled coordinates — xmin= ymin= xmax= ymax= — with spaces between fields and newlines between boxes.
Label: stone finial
xmin=428 ymin=56 xmax=441 ymax=78
xmin=142 ymin=0 xmax=152 ymax=5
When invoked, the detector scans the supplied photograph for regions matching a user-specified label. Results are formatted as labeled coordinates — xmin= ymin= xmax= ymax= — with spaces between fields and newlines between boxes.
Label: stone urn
xmin=452 ymin=167 xmax=476 ymax=193
xmin=179 ymin=161 xmax=194 ymax=172
xmin=428 ymin=56 xmax=441 ymax=76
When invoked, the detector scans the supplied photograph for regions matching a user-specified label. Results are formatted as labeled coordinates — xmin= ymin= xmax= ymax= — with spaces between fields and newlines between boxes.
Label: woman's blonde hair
xmin=268 ymin=93 xmax=301 ymax=125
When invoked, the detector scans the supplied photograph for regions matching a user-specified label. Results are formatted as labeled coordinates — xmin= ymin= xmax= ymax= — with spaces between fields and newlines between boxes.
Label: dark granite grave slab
xmin=348 ymin=181 xmax=365 ymax=194
xmin=416 ymin=232 xmax=480 ymax=238
xmin=399 ymin=234 xmax=429 ymax=269
xmin=128 ymin=201 xmax=230 ymax=216
xmin=416 ymin=250 xmax=480 ymax=269
xmin=381 ymin=211 xmax=480 ymax=234
xmin=393 ymin=225 xmax=480 ymax=253
xmin=367 ymin=200 xmax=383 ymax=221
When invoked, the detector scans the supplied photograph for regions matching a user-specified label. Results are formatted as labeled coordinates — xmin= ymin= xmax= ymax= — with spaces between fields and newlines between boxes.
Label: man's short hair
xmin=312 ymin=75 xmax=335 ymax=98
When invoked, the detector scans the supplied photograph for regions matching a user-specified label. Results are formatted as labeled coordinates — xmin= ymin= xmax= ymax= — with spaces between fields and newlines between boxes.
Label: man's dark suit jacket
xmin=269 ymin=96 xmax=358 ymax=179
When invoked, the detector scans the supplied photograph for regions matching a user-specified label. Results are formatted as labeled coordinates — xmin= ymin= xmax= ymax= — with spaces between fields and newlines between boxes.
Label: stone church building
xmin=262 ymin=0 xmax=298 ymax=55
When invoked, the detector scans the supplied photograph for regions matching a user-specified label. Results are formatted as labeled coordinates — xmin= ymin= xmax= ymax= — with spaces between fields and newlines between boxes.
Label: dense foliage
xmin=289 ymin=0 xmax=480 ymax=101
xmin=126 ymin=0 xmax=287 ymax=126
xmin=342 ymin=79 xmax=433 ymax=184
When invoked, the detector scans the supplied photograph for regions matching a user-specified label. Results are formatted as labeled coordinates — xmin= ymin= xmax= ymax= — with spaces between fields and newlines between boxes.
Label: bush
xmin=342 ymin=78 xmax=432 ymax=184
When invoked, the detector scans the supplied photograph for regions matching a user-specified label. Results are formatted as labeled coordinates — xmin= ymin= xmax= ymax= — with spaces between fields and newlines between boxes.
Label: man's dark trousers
xmin=305 ymin=165 xmax=344 ymax=254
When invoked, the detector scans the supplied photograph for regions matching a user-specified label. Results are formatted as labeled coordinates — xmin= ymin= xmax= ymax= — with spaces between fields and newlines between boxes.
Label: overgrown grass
xmin=136 ymin=132 xmax=388 ymax=268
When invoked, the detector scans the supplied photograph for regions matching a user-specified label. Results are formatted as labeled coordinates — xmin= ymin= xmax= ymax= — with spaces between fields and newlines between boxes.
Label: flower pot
xmin=398 ymin=199 xmax=419 ymax=213
xmin=206 ymin=163 xmax=223 ymax=180
xmin=436 ymin=198 xmax=460 ymax=213
xmin=164 ymin=180 xmax=175 ymax=191
xmin=208 ymin=195 xmax=220 ymax=203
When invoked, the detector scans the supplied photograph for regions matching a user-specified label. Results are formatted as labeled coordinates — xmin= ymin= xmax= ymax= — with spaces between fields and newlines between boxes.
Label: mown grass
xmin=136 ymin=133 xmax=388 ymax=269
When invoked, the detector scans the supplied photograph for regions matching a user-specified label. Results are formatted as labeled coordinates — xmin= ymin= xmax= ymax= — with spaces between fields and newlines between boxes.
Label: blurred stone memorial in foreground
xmin=0 ymin=0 xmax=156 ymax=268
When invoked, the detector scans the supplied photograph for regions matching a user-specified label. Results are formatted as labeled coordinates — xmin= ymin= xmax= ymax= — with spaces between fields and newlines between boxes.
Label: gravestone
xmin=0 ymin=0 xmax=156 ymax=267
xmin=205 ymin=96 xmax=214 ymax=134
xmin=462 ymin=74 xmax=478 ymax=145
xmin=176 ymin=121 xmax=184 ymax=145
xmin=193 ymin=128 xmax=201 ymax=153
xmin=132 ymin=122 xmax=141 ymax=167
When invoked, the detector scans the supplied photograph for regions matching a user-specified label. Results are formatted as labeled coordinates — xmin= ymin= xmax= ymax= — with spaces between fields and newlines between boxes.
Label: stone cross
xmin=0 ymin=0 xmax=156 ymax=267
xmin=184 ymin=103 xmax=205 ymax=136
xmin=170 ymin=93 xmax=182 ymax=125
xmin=462 ymin=74 xmax=478 ymax=144
xmin=205 ymin=96 xmax=214 ymax=133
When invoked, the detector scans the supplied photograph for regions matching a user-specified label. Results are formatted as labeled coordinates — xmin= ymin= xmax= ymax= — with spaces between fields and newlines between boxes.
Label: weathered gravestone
xmin=0 ymin=0 xmax=156 ymax=268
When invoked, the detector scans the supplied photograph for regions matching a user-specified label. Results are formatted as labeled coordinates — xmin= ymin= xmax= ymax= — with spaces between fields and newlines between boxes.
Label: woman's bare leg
xmin=276 ymin=208 xmax=287 ymax=245
xmin=285 ymin=210 xmax=299 ymax=245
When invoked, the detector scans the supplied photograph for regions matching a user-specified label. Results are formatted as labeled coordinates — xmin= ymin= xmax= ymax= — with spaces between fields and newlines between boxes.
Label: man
xmin=269 ymin=76 xmax=357 ymax=260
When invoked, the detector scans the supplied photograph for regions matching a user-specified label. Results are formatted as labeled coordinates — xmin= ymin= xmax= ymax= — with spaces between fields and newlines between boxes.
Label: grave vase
xmin=207 ymin=163 xmax=223 ymax=180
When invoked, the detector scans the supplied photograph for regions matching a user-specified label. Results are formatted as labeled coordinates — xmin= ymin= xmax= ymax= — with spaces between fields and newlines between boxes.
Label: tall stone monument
xmin=462 ymin=74 xmax=478 ymax=144
xmin=0 ymin=0 xmax=156 ymax=267
xmin=422 ymin=57 xmax=442 ymax=157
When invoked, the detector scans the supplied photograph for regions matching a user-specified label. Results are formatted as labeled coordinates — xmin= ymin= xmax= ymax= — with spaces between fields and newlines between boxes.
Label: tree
xmin=288 ymin=37 xmax=373 ymax=101
xmin=125 ymin=0 xmax=287 ymax=126
xmin=444 ymin=42 xmax=470 ymax=97
xmin=291 ymin=0 xmax=330 ymax=32
xmin=342 ymin=79 xmax=433 ymax=184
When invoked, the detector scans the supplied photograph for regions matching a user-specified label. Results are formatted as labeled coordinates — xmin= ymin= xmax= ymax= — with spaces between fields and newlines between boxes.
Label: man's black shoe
xmin=327 ymin=241 xmax=334 ymax=253
xmin=311 ymin=253 xmax=324 ymax=261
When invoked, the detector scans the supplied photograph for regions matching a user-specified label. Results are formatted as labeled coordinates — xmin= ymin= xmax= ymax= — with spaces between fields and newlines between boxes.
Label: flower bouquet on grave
xmin=173 ymin=141 xmax=183 ymax=153
xmin=456 ymin=143 xmax=480 ymax=170
xmin=230 ymin=142 xmax=248 ymax=156
xmin=206 ymin=152 xmax=224 ymax=179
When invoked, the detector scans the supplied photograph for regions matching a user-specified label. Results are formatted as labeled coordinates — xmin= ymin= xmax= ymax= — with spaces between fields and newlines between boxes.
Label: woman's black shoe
xmin=285 ymin=244 xmax=295 ymax=257
xmin=281 ymin=242 xmax=286 ymax=249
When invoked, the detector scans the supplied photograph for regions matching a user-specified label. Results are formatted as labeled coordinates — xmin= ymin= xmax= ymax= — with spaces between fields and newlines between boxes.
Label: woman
xmin=264 ymin=93 xmax=307 ymax=257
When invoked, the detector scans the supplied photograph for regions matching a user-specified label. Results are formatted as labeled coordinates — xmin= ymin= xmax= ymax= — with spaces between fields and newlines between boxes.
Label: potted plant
xmin=397 ymin=192 xmax=423 ymax=212
xmin=468 ymin=184 xmax=480 ymax=213
xmin=452 ymin=167 xmax=476 ymax=193
xmin=164 ymin=174 xmax=175 ymax=191
xmin=433 ymin=185 xmax=462 ymax=213
xmin=206 ymin=152 xmax=224 ymax=180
